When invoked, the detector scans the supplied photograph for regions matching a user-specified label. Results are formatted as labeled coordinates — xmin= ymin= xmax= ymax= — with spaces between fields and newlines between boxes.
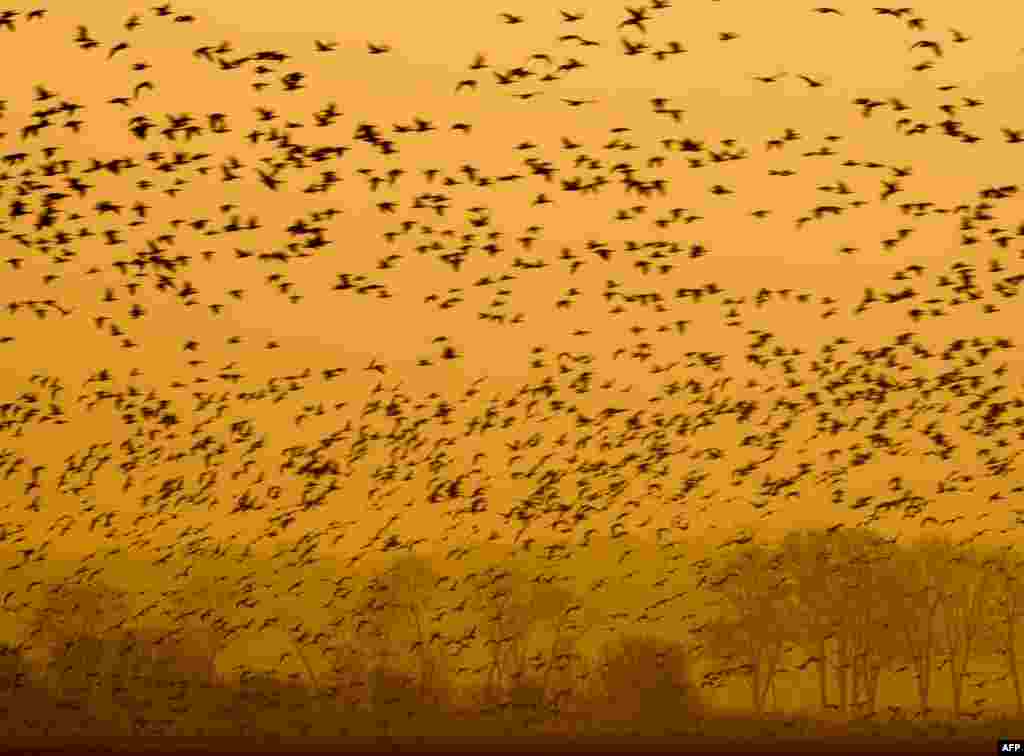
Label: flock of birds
xmin=0 ymin=1 xmax=1019 ymax=720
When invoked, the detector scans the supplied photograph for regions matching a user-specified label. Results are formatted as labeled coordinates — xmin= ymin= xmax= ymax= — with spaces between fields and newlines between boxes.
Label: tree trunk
xmin=865 ymin=661 xmax=882 ymax=714
xmin=751 ymin=663 xmax=763 ymax=715
xmin=850 ymin=651 xmax=862 ymax=713
xmin=835 ymin=636 xmax=848 ymax=715
xmin=406 ymin=604 xmax=433 ymax=700
xmin=1011 ymin=651 xmax=1023 ymax=718
xmin=949 ymin=655 xmax=961 ymax=719
xmin=903 ymin=617 xmax=933 ymax=715
xmin=816 ymin=637 xmax=829 ymax=710
xmin=541 ymin=622 xmax=567 ymax=704
xmin=914 ymin=653 xmax=930 ymax=713
xmin=754 ymin=644 xmax=782 ymax=714
xmin=1009 ymin=616 xmax=1024 ymax=718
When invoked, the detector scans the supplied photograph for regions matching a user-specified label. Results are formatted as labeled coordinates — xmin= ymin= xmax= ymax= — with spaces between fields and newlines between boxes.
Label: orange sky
xmin=0 ymin=0 xmax=1021 ymax=578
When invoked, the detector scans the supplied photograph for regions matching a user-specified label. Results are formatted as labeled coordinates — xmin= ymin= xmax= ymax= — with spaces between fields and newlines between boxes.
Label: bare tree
xmin=468 ymin=566 xmax=578 ymax=707
xmin=699 ymin=544 xmax=793 ymax=715
xmin=777 ymin=529 xmax=840 ymax=710
xmin=931 ymin=540 xmax=993 ymax=719
xmin=875 ymin=537 xmax=947 ymax=715
xmin=327 ymin=554 xmax=456 ymax=715
xmin=982 ymin=547 xmax=1024 ymax=716
xmin=849 ymin=566 xmax=905 ymax=717
xmin=822 ymin=528 xmax=900 ymax=717
xmin=342 ymin=573 xmax=402 ymax=694
xmin=375 ymin=554 xmax=451 ymax=703
xmin=535 ymin=601 xmax=598 ymax=713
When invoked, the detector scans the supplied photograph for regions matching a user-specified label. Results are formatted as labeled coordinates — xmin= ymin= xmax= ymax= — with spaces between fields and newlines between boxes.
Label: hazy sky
xmin=0 ymin=0 xmax=1022 ymax=573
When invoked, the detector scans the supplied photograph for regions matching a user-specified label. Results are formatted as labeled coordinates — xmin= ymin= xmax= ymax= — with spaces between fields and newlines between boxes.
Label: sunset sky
xmin=0 ymin=0 xmax=1020 ymax=627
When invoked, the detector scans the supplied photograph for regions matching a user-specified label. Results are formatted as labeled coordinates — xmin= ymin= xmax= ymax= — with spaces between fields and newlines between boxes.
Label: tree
xmin=777 ymin=529 xmax=840 ymax=710
xmin=932 ymin=541 xmax=993 ymax=719
xmin=117 ymin=625 xmax=218 ymax=686
xmin=376 ymin=554 xmax=452 ymax=703
xmin=44 ymin=634 xmax=135 ymax=718
xmin=339 ymin=554 xmax=453 ymax=708
xmin=846 ymin=558 xmax=906 ymax=717
xmin=162 ymin=571 xmax=242 ymax=684
xmin=595 ymin=632 xmax=704 ymax=732
xmin=818 ymin=528 xmax=900 ymax=717
xmin=875 ymin=537 xmax=947 ymax=715
xmin=323 ymin=637 xmax=372 ymax=709
xmin=982 ymin=547 xmax=1024 ymax=716
xmin=468 ymin=566 xmax=580 ymax=706
xmin=699 ymin=544 xmax=793 ymax=715
xmin=29 ymin=580 xmax=131 ymax=652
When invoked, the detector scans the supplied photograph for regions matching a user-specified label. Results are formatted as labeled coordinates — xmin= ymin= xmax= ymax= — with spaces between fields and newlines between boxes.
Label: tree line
xmin=0 ymin=526 xmax=1021 ymax=736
